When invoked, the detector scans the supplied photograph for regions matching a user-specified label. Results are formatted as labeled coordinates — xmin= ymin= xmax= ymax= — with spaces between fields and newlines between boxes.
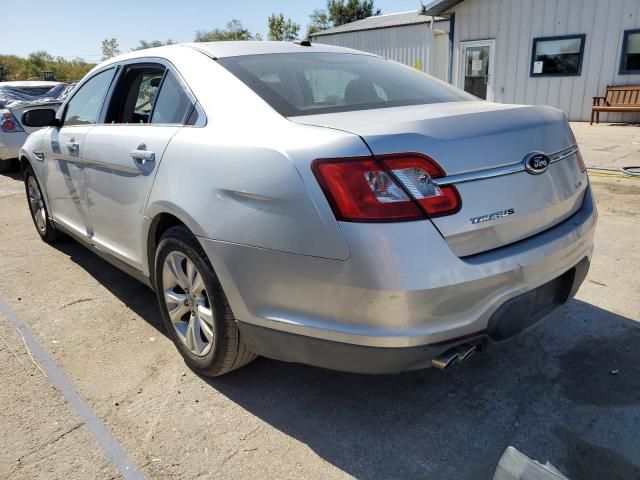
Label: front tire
xmin=24 ymin=166 xmax=58 ymax=242
xmin=154 ymin=226 xmax=256 ymax=376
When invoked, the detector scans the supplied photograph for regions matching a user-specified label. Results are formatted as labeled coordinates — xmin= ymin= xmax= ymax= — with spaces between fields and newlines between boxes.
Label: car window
xmin=107 ymin=66 xmax=165 ymax=124
xmin=303 ymin=69 xmax=389 ymax=105
xmin=151 ymin=71 xmax=193 ymax=124
xmin=218 ymin=53 xmax=473 ymax=117
xmin=305 ymin=70 xmax=358 ymax=105
xmin=63 ymin=69 xmax=115 ymax=126
xmin=132 ymin=73 xmax=163 ymax=121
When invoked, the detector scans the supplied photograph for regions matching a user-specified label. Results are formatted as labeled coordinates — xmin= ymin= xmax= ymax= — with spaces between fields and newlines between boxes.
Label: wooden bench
xmin=591 ymin=85 xmax=640 ymax=124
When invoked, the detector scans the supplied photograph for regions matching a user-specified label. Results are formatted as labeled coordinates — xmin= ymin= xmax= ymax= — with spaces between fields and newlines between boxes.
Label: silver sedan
xmin=19 ymin=42 xmax=596 ymax=375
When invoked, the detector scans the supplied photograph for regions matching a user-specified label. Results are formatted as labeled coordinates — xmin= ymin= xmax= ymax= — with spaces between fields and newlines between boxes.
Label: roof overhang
xmin=423 ymin=0 xmax=465 ymax=15
xmin=311 ymin=17 xmax=449 ymax=37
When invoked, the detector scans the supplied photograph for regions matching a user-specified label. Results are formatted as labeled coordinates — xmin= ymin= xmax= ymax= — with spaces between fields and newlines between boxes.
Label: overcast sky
xmin=2 ymin=0 xmax=424 ymax=61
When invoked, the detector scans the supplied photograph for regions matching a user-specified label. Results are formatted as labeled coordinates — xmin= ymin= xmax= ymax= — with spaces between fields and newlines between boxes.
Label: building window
xmin=620 ymin=29 xmax=640 ymax=74
xmin=530 ymin=34 xmax=586 ymax=77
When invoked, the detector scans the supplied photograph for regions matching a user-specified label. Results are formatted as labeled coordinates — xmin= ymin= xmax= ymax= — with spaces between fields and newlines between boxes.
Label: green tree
xmin=195 ymin=20 xmax=254 ymax=42
xmin=306 ymin=9 xmax=331 ymax=38
xmin=327 ymin=0 xmax=381 ymax=26
xmin=268 ymin=13 xmax=301 ymax=41
xmin=132 ymin=39 xmax=176 ymax=51
xmin=0 ymin=52 xmax=94 ymax=82
xmin=101 ymin=38 xmax=121 ymax=60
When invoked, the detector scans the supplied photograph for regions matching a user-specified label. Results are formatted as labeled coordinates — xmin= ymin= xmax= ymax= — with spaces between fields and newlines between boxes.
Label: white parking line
xmin=0 ymin=298 xmax=145 ymax=480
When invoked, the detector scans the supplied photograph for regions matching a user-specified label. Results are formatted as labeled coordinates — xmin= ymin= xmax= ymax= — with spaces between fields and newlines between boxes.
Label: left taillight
xmin=312 ymin=153 xmax=461 ymax=223
xmin=312 ymin=157 xmax=425 ymax=222
xmin=0 ymin=109 xmax=25 ymax=133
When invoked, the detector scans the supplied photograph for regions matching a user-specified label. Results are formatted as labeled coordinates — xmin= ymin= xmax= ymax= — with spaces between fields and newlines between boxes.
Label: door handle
xmin=130 ymin=145 xmax=155 ymax=165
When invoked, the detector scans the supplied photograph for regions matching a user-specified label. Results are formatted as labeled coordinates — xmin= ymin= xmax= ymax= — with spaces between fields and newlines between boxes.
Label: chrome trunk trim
xmin=435 ymin=145 xmax=579 ymax=186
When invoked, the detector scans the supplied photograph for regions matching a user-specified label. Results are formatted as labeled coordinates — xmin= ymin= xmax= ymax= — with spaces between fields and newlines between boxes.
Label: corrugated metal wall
xmin=432 ymin=32 xmax=450 ymax=81
xmin=450 ymin=0 xmax=640 ymax=121
xmin=314 ymin=24 xmax=450 ymax=81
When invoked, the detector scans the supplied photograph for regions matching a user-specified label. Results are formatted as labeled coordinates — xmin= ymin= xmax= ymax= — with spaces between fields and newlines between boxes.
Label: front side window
xmin=218 ymin=53 xmax=473 ymax=117
xmin=530 ymin=34 xmax=586 ymax=77
xmin=63 ymin=68 xmax=115 ymax=126
xmin=620 ymin=29 xmax=640 ymax=74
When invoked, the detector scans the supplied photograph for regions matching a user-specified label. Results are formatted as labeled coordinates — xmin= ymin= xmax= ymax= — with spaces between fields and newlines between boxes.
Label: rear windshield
xmin=10 ymin=86 xmax=55 ymax=96
xmin=218 ymin=53 xmax=473 ymax=116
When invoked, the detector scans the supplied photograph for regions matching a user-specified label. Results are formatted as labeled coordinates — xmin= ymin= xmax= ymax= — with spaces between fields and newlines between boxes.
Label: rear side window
xmin=63 ymin=69 xmax=115 ymax=126
xmin=151 ymin=71 xmax=194 ymax=124
xmin=218 ymin=53 xmax=472 ymax=116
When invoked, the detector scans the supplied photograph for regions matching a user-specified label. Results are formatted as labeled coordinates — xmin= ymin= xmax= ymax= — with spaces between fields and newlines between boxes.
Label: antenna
xmin=420 ymin=1 xmax=427 ymax=14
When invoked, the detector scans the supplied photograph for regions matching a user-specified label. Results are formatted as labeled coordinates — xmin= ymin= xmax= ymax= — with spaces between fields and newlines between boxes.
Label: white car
xmin=19 ymin=43 xmax=595 ymax=376
xmin=0 ymin=81 xmax=66 ymax=171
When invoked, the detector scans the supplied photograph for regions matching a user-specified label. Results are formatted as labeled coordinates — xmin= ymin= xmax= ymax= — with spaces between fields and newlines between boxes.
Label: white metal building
xmin=312 ymin=0 xmax=640 ymax=122
xmin=310 ymin=11 xmax=451 ymax=82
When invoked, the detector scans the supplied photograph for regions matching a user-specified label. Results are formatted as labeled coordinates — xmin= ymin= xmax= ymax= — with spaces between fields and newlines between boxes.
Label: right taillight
xmin=0 ymin=109 xmax=25 ymax=133
xmin=312 ymin=153 xmax=460 ymax=222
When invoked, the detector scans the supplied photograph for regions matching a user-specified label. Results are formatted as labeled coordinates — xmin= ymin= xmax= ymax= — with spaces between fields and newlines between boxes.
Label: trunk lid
xmin=293 ymin=101 xmax=588 ymax=256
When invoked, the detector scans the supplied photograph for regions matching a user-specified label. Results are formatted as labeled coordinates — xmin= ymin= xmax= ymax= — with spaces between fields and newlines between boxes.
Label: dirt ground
xmin=0 ymin=124 xmax=639 ymax=480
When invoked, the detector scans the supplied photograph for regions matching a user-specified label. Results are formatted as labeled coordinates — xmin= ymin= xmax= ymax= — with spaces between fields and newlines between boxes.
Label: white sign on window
xmin=472 ymin=59 xmax=483 ymax=72
xmin=533 ymin=61 xmax=544 ymax=74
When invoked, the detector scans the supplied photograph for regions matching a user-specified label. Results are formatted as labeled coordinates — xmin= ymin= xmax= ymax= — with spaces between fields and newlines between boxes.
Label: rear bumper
xmin=0 ymin=132 xmax=27 ymax=160
xmin=237 ymin=257 xmax=589 ymax=374
xmin=238 ymin=321 xmax=487 ymax=374
xmin=198 ymin=185 xmax=596 ymax=369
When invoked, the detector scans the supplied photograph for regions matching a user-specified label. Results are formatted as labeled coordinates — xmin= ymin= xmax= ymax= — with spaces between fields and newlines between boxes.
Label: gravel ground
xmin=0 ymin=124 xmax=639 ymax=479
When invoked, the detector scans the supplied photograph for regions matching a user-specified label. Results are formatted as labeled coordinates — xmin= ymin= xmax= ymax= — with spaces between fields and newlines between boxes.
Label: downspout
xmin=429 ymin=16 xmax=434 ymax=74
xmin=448 ymin=12 xmax=455 ymax=84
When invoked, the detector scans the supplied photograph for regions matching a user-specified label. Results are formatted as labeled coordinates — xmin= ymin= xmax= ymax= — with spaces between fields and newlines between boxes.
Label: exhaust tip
xmin=454 ymin=343 xmax=477 ymax=363
xmin=432 ymin=343 xmax=477 ymax=370
xmin=432 ymin=349 xmax=460 ymax=370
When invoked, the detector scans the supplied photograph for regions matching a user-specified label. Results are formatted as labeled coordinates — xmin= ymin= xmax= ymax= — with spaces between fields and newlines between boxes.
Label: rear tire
xmin=24 ymin=166 xmax=58 ymax=242
xmin=154 ymin=225 xmax=256 ymax=376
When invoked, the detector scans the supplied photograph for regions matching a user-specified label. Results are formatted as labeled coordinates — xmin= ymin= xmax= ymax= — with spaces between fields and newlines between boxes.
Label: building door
xmin=459 ymin=40 xmax=496 ymax=101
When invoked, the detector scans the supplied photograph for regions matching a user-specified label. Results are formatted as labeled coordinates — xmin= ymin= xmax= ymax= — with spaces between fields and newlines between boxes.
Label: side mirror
xmin=21 ymin=108 xmax=59 ymax=128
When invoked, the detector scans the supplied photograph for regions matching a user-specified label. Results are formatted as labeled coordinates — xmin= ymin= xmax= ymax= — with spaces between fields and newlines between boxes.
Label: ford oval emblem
xmin=524 ymin=152 xmax=551 ymax=175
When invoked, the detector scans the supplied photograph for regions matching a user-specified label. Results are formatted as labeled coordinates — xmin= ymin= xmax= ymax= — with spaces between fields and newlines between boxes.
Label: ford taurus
xmin=19 ymin=42 xmax=596 ymax=375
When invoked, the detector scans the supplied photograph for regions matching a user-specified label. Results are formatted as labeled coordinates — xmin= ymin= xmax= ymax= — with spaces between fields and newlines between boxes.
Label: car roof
xmin=182 ymin=41 xmax=373 ymax=58
xmin=90 ymin=42 xmax=379 ymax=81
xmin=99 ymin=41 xmax=374 ymax=67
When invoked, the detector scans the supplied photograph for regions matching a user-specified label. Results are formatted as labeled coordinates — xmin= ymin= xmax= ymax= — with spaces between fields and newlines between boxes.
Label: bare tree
xmin=101 ymin=38 xmax=121 ymax=60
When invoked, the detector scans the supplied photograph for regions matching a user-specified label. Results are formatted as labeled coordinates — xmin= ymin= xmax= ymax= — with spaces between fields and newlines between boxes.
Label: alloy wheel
xmin=27 ymin=175 xmax=47 ymax=234
xmin=162 ymin=251 xmax=215 ymax=357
